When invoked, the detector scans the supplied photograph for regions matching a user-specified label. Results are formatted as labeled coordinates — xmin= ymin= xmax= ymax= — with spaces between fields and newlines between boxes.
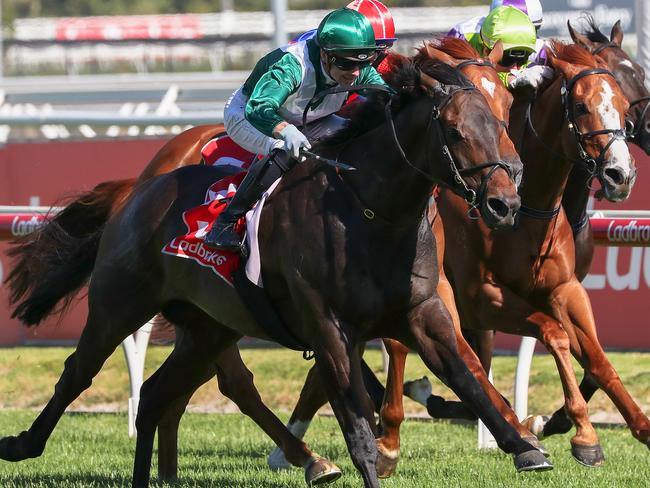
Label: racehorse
xmin=2 ymin=61 xmax=551 ymax=488
xmin=454 ymin=18 xmax=650 ymax=441
xmin=266 ymin=37 xmax=537 ymax=475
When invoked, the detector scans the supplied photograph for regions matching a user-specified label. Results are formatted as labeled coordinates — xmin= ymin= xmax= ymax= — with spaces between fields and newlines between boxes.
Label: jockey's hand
xmin=279 ymin=124 xmax=311 ymax=159
xmin=508 ymin=65 xmax=554 ymax=90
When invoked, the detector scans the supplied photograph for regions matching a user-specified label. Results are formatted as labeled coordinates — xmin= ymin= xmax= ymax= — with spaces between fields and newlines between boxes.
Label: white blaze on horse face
xmin=481 ymin=77 xmax=496 ymax=98
xmin=596 ymin=79 xmax=632 ymax=171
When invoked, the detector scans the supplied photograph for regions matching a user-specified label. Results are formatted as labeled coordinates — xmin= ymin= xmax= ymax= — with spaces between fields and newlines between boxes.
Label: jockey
xmin=292 ymin=0 xmax=397 ymax=76
xmin=448 ymin=3 xmax=553 ymax=90
xmin=204 ymin=8 xmax=389 ymax=250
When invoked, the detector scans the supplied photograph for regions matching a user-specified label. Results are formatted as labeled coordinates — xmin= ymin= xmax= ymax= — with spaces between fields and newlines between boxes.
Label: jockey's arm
xmin=244 ymin=54 xmax=302 ymax=138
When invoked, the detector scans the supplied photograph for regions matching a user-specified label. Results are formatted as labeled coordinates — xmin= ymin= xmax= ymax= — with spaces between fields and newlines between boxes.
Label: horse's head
xmin=415 ymin=38 xmax=514 ymax=129
xmin=569 ymin=17 xmax=650 ymax=155
xmin=400 ymin=61 xmax=521 ymax=228
xmin=547 ymin=41 xmax=636 ymax=202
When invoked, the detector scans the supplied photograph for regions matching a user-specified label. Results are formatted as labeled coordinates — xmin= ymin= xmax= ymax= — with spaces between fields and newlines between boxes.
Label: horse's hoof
xmin=522 ymin=415 xmax=549 ymax=439
xmin=513 ymin=449 xmax=553 ymax=472
xmin=571 ymin=443 xmax=605 ymax=467
xmin=523 ymin=436 xmax=550 ymax=458
xmin=376 ymin=443 xmax=399 ymax=479
xmin=267 ymin=446 xmax=292 ymax=471
xmin=304 ymin=455 xmax=342 ymax=486
xmin=0 ymin=432 xmax=38 ymax=462
xmin=403 ymin=376 xmax=432 ymax=407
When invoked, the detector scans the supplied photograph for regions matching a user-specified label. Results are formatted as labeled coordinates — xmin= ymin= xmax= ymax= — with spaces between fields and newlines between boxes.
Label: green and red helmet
xmin=316 ymin=8 xmax=377 ymax=62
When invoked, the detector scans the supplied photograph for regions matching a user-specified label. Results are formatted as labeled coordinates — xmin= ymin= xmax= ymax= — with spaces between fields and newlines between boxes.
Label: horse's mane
xmin=417 ymin=37 xmax=481 ymax=62
xmin=322 ymin=57 xmax=473 ymax=147
xmin=577 ymin=14 xmax=610 ymax=45
xmin=549 ymin=40 xmax=605 ymax=69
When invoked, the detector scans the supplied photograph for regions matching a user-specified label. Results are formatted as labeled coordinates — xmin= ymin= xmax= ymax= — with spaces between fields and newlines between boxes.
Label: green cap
xmin=480 ymin=6 xmax=536 ymax=52
xmin=316 ymin=8 xmax=377 ymax=60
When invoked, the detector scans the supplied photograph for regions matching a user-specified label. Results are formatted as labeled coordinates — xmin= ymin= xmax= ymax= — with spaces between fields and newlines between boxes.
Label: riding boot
xmin=203 ymin=148 xmax=296 ymax=251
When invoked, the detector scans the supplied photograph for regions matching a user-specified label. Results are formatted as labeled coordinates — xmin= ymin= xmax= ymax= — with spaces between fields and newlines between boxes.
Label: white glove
xmin=508 ymin=65 xmax=554 ymax=90
xmin=279 ymin=124 xmax=311 ymax=159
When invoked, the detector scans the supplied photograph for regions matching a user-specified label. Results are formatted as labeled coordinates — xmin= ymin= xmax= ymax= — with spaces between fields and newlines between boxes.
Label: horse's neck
xmin=341 ymin=102 xmax=436 ymax=224
xmin=515 ymin=78 xmax=575 ymax=212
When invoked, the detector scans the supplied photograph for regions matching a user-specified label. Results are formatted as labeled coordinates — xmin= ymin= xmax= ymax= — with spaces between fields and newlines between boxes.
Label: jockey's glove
xmin=279 ymin=124 xmax=311 ymax=159
xmin=508 ymin=65 xmax=554 ymax=90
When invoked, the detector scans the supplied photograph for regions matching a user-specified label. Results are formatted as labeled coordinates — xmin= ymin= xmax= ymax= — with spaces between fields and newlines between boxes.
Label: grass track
xmin=0 ymin=410 xmax=647 ymax=487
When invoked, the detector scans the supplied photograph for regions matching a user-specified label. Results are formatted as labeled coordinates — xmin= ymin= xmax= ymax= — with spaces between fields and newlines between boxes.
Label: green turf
xmin=0 ymin=347 xmax=648 ymax=419
xmin=0 ymin=410 xmax=647 ymax=487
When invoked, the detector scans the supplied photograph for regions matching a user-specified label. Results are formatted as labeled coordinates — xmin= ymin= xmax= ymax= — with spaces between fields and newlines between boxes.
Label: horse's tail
xmin=5 ymin=178 xmax=136 ymax=326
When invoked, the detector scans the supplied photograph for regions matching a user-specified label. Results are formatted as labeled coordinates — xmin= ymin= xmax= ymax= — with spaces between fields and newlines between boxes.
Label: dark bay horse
xmin=2 ymin=62 xmax=551 ymax=487
xmin=267 ymin=38 xmax=541 ymax=475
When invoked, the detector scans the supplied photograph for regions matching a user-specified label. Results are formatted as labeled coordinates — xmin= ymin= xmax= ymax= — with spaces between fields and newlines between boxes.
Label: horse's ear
xmin=548 ymin=50 xmax=580 ymax=80
xmin=610 ymin=20 xmax=624 ymax=46
xmin=423 ymin=43 xmax=458 ymax=67
xmin=568 ymin=20 xmax=597 ymax=51
xmin=487 ymin=40 xmax=504 ymax=65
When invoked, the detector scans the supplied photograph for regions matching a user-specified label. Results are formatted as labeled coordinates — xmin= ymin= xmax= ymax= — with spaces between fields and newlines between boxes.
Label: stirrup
xmin=203 ymin=221 xmax=243 ymax=252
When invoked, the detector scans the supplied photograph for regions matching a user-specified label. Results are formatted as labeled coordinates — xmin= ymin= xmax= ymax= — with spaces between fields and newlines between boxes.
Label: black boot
xmin=203 ymin=148 xmax=295 ymax=251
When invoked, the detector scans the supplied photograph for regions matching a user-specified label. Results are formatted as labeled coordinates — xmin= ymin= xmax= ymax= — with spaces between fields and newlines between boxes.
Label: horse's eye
xmin=575 ymin=103 xmax=589 ymax=116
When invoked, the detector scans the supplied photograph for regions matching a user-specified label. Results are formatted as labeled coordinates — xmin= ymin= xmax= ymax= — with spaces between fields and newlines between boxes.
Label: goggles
xmin=330 ymin=53 xmax=376 ymax=71
xmin=501 ymin=48 xmax=532 ymax=67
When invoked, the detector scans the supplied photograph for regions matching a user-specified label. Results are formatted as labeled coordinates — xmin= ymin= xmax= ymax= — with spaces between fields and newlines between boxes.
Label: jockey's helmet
xmin=346 ymin=0 xmax=397 ymax=50
xmin=317 ymin=8 xmax=377 ymax=62
xmin=490 ymin=0 xmax=543 ymax=29
xmin=480 ymin=6 xmax=536 ymax=54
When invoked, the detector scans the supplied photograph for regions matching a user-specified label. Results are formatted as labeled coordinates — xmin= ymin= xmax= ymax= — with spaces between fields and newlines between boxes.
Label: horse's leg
xmin=0 ymin=287 xmax=156 ymax=462
xmin=213 ymin=345 xmax=341 ymax=484
xmin=530 ymin=373 xmax=599 ymax=438
xmin=477 ymin=282 xmax=603 ymax=466
xmin=132 ymin=325 xmax=240 ymax=487
xmin=550 ymin=282 xmax=650 ymax=449
xmin=399 ymin=295 xmax=551 ymax=472
xmin=313 ymin=330 xmax=380 ymax=488
xmin=375 ymin=338 xmax=408 ymax=479
xmin=267 ymin=343 xmax=380 ymax=472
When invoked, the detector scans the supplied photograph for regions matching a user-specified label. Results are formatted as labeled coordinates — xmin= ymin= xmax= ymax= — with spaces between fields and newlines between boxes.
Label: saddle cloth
xmin=162 ymin=134 xmax=279 ymax=286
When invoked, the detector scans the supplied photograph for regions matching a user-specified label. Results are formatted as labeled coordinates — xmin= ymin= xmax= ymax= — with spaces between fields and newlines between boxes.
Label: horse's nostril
xmin=604 ymin=168 xmax=625 ymax=185
xmin=487 ymin=198 xmax=509 ymax=219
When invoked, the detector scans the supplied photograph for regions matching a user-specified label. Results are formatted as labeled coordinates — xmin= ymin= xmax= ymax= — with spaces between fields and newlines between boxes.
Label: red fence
xmin=0 ymin=139 xmax=649 ymax=349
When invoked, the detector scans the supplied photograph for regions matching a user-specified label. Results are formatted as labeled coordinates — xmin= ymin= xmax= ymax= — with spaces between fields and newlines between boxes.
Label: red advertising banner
xmin=55 ymin=15 xmax=203 ymax=41
xmin=0 ymin=140 xmax=648 ymax=349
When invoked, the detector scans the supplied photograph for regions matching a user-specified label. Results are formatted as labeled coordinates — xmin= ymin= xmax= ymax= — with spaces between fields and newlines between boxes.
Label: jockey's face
xmin=321 ymin=49 xmax=364 ymax=85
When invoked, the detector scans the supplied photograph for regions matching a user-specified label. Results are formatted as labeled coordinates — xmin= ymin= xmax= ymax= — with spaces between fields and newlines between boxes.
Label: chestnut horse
xmin=3 ymin=62 xmax=550 ymax=488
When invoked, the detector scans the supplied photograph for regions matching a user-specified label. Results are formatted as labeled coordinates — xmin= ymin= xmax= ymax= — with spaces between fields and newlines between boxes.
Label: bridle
xmin=526 ymin=67 xmax=626 ymax=178
xmin=591 ymin=41 xmax=650 ymax=143
xmin=522 ymin=67 xmax=626 ymax=220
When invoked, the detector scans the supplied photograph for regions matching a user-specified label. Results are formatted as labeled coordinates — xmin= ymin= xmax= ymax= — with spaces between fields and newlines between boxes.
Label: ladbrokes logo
xmin=11 ymin=216 xmax=44 ymax=236
xmin=606 ymin=220 xmax=650 ymax=244
xmin=167 ymin=238 xmax=228 ymax=266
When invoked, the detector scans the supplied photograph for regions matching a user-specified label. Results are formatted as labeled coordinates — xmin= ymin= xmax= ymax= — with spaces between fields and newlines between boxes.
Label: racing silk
xmin=242 ymin=38 xmax=387 ymax=137
xmin=447 ymin=16 xmax=547 ymax=85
